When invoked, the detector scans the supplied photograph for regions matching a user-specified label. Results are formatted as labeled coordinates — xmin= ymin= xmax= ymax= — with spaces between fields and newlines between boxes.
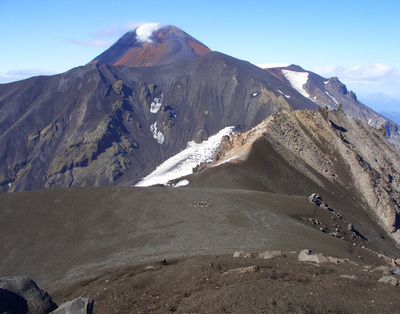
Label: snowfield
xmin=324 ymin=91 xmax=339 ymax=108
xmin=135 ymin=126 xmax=235 ymax=187
xmin=150 ymin=94 xmax=163 ymax=113
xmin=150 ymin=122 xmax=165 ymax=145
xmin=282 ymin=70 xmax=310 ymax=98
xmin=277 ymin=90 xmax=291 ymax=99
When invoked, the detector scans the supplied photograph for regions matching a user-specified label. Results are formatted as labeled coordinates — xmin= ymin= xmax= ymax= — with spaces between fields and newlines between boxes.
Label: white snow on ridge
xmin=277 ymin=90 xmax=291 ymax=99
xmin=150 ymin=122 xmax=165 ymax=145
xmin=282 ymin=70 xmax=310 ymax=98
xmin=324 ymin=91 xmax=339 ymax=107
xmin=173 ymin=179 xmax=190 ymax=187
xmin=150 ymin=93 xmax=163 ymax=113
xmin=136 ymin=23 xmax=160 ymax=43
xmin=136 ymin=126 xmax=235 ymax=187
xmin=213 ymin=155 xmax=238 ymax=167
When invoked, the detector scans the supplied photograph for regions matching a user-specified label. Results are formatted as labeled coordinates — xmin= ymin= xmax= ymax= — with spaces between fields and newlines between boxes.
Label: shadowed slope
xmin=187 ymin=107 xmax=400 ymax=246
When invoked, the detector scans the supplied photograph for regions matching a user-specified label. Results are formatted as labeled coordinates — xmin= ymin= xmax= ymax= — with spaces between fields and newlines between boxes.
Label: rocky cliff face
xmin=0 ymin=52 xmax=317 ymax=192
xmin=265 ymin=65 xmax=400 ymax=149
xmin=201 ymin=107 xmax=400 ymax=245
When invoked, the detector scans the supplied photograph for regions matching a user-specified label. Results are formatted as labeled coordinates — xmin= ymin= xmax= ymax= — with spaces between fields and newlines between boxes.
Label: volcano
xmin=89 ymin=24 xmax=211 ymax=67
xmin=2 ymin=24 xmax=400 ymax=313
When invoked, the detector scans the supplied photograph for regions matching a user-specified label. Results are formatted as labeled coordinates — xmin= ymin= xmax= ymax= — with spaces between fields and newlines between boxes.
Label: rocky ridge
xmin=208 ymin=107 xmax=400 ymax=244
xmin=265 ymin=65 xmax=400 ymax=149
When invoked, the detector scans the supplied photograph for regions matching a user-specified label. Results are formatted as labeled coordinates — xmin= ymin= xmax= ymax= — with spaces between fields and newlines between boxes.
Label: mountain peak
xmin=89 ymin=24 xmax=211 ymax=68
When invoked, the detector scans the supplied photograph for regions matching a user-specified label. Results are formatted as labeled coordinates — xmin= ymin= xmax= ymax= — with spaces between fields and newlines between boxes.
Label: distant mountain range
xmin=358 ymin=93 xmax=400 ymax=124
xmin=264 ymin=65 xmax=400 ymax=148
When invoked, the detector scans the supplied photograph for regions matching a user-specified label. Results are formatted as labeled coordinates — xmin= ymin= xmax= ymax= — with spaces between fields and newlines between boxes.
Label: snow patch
xmin=136 ymin=23 xmax=160 ymax=43
xmin=277 ymin=90 xmax=291 ymax=99
xmin=172 ymin=179 xmax=190 ymax=187
xmin=368 ymin=119 xmax=372 ymax=125
xmin=213 ymin=155 xmax=238 ymax=167
xmin=150 ymin=122 xmax=165 ymax=145
xmin=150 ymin=93 xmax=163 ymax=113
xmin=252 ymin=92 xmax=259 ymax=97
xmin=324 ymin=91 xmax=339 ymax=106
xmin=136 ymin=126 xmax=235 ymax=187
xmin=282 ymin=70 xmax=310 ymax=98
xmin=324 ymin=80 xmax=329 ymax=85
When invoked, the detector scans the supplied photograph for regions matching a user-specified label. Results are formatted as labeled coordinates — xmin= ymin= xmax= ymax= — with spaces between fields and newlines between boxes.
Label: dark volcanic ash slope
xmin=0 ymin=52 xmax=317 ymax=192
xmin=89 ymin=25 xmax=211 ymax=67
xmin=265 ymin=65 xmax=400 ymax=149
xmin=188 ymin=107 xmax=400 ymax=245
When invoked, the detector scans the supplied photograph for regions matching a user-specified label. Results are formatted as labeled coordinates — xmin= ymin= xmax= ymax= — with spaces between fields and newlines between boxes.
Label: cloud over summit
xmin=135 ymin=23 xmax=161 ymax=43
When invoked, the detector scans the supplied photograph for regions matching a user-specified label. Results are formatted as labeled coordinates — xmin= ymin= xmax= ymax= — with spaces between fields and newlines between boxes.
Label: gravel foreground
xmin=50 ymin=252 xmax=400 ymax=313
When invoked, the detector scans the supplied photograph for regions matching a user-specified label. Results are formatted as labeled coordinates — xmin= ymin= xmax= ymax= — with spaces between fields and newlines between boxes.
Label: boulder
xmin=298 ymin=249 xmax=330 ymax=263
xmin=51 ymin=297 xmax=94 ymax=314
xmin=340 ymin=275 xmax=360 ymax=281
xmin=378 ymin=276 xmax=398 ymax=286
xmin=258 ymin=251 xmax=285 ymax=259
xmin=223 ymin=266 xmax=260 ymax=275
xmin=0 ymin=276 xmax=57 ymax=314
xmin=145 ymin=265 xmax=157 ymax=271
xmin=308 ymin=193 xmax=324 ymax=206
xmin=233 ymin=251 xmax=254 ymax=258
xmin=374 ymin=266 xmax=392 ymax=275
xmin=326 ymin=256 xmax=351 ymax=264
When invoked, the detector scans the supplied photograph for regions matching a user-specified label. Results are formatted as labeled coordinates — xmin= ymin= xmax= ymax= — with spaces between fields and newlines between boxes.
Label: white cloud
xmin=315 ymin=64 xmax=397 ymax=80
xmin=0 ymin=69 xmax=56 ymax=83
xmin=313 ymin=64 xmax=400 ymax=94
xmin=135 ymin=23 xmax=161 ymax=43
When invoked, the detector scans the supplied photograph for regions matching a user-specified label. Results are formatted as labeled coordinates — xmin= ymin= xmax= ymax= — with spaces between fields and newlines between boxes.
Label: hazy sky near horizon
xmin=1 ymin=0 xmax=399 ymax=97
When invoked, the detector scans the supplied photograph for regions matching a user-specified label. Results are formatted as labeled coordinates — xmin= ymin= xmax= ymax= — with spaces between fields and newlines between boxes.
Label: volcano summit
xmin=89 ymin=24 xmax=211 ymax=67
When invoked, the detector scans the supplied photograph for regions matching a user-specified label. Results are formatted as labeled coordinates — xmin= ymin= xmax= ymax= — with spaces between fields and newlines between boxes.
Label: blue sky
xmin=1 ymin=0 xmax=399 ymax=99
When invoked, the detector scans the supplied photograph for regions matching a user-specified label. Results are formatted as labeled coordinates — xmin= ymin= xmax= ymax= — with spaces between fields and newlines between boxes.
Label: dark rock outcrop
xmin=0 ymin=276 xmax=57 ymax=314
xmin=51 ymin=297 xmax=93 ymax=314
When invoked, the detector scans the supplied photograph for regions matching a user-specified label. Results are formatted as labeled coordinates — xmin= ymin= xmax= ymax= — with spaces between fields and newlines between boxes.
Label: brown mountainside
xmin=89 ymin=25 xmax=211 ymax=67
